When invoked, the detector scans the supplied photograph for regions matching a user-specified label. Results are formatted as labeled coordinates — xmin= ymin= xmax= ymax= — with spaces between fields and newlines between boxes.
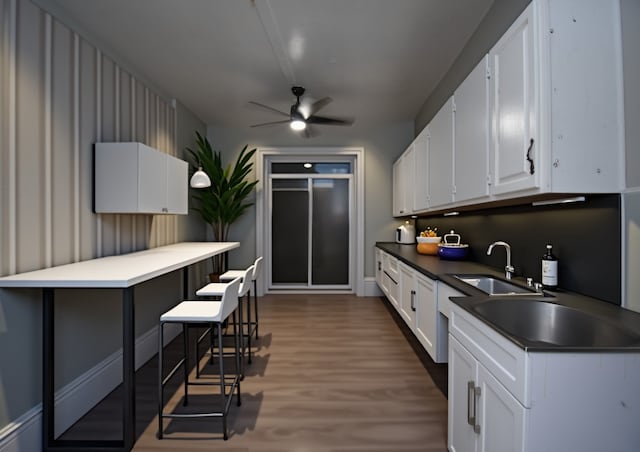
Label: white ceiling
xmin=45 ymin=0 xmax=494 ymax=129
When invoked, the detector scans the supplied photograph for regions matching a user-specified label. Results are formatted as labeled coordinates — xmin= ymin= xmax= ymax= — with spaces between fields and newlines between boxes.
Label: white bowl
xmin=416 ymin=236 xmax=442 ymax=244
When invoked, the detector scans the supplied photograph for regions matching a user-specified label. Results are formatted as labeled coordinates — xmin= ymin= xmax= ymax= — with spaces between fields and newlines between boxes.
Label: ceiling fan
xmin=249 ymin=86 xmax=354 ymax=137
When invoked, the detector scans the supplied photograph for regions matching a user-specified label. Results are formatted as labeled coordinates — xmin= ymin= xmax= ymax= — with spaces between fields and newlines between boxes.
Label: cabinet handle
xmin=467 ymin=381 xmax=475 ymax=427
xmin=473 ymin=386 xmax=482 ymax=434
xmin=410 ymin=290 xmax=416 ymax=311
xmin=526 ymin=138 xmax=535 ymax=175
xmin=378 ymin=261 xmax=381 ymax=271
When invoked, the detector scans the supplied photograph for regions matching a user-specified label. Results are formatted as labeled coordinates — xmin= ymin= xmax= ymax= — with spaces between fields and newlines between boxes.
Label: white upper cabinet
xmin=392 ymin=0 xmax=624 ymax=213
xmin=412 ymin=126 xmax=430 ymax=212
xmin=166 ymin=155 xmax=189 ymax=214
xmin=490 ymin=0 xmax=624 ymax=197
xmin=544 ymin=0 xmax=624 ymax=192
xmin=392 ymin=158 xmax=404 ymax=217
xmin=392 ymin=142 xmax=415 ymax=217
xmin=454 ymin=55 xmax=491 ymax=203
xmin=428 ymin=98 xmax=455 ymax=208
xmin=489 ymin=5 xmax=538 ymax=195
xmin=95 ymin=142 xmax=188 ymax=215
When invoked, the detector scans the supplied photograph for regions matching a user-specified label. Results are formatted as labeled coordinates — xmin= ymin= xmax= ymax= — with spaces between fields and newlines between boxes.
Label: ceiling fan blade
xmin=308 ymin=97 xmax=332 ymax=116
xmin=250 ymin=119 xmax=291 ymax=128
xmin=306 ymin=115 xmax=354 ymax=126
xmin=248 ymin=101 xmax=290 ymax=117
xmin=296 ymin=124 xmax=320 ymax=139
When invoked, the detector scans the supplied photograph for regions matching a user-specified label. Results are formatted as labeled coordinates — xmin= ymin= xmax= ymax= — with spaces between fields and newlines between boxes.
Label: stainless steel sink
xmin=453 ymin=274 xmax=542 ymax=296
xmin=471 ymin=298 xmax=640 ymax=347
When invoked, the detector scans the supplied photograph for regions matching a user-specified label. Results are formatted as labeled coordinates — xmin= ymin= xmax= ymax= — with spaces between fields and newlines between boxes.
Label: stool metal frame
xmin=220 ymin=256 xmax=263 ymax=354
xmin=158 ymin=278 xmax=242 ymax=440
xmin=196 ymin=265 xmax=254 ymax=371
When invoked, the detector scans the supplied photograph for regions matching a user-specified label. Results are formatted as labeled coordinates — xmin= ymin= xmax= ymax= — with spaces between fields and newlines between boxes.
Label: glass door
xmin=269 ymin=161 xmax=352 ymax=290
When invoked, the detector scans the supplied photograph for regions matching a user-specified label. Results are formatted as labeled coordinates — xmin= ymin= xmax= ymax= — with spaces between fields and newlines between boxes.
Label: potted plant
xmin=187 ymin=131 xmax=258 ymax=280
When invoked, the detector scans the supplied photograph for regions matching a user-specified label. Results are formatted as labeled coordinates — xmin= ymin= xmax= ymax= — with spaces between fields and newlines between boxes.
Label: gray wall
xmin=206 ymin=122 xmax=414 ymax=279
xmin=0 ymin=0 xmax=207 ymax=429
xmin=415 ymin=0 xmax=531 ymax=132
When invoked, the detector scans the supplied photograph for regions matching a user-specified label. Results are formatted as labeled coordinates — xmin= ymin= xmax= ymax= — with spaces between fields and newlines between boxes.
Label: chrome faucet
xmin=487 ymin=241 xmax=515 ymax=280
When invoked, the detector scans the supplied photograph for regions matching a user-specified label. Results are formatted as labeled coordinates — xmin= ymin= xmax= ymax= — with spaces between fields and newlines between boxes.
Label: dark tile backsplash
xmin=415 ymin=194 xmax=621 ymax=304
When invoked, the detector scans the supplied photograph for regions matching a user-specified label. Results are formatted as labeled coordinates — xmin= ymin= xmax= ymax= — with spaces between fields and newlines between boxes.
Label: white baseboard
xmin=363 ymin=277 xmax=383 ymax=296
xmin=0 ymin=323 xmax=181 ymax=452
xmin=0 ymin=407 xmax=41 ymax=452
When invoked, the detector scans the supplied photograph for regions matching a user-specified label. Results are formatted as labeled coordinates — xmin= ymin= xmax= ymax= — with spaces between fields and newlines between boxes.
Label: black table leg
xmin=43 ymin=287 xmax=132 ymax=451
xmin=183 ymin=266 xmax=189 ymax=299
xmin=122 ymin=287 xmax=135 ymax=451
xmin=43 ymin=288 xmax=55 ymax=450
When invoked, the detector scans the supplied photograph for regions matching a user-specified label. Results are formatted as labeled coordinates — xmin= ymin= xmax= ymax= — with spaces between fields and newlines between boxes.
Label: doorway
xmin=256 ymin=148 xmax=364 ymax=294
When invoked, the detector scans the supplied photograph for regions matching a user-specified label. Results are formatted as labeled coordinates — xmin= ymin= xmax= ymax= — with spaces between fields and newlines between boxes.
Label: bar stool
xmin=196 ymin=265 xmax=254 ymax=371
xmin=158 ymin=277 xmax=242 ymax=441
xmin=220 ymin=256 xmax=263 ymax=340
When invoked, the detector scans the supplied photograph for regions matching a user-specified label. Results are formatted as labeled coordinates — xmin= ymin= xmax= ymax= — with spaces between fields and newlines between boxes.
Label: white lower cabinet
xmin=448 ymin=303 xmax=640 ymax=452
xmin=394 ymin=260 xmax=446 ymax=363
xmin=376 ymin=250 xmax=447 ymax=362
xmin=375 ymin=249 xmax=383 ymax=288
xmin=414 ymin=272 xmax=437 ymax=359
xmin=381 ymin=252 xmax=399 ymax=309
xmin=449 ymin=335 xmax=525 ymax=452
xmin=399 ymin=263 xmax=416 ymax=327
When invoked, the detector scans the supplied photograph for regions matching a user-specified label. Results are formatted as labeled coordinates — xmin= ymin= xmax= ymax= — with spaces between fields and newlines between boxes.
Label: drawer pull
xmin=473 ymin=386 xmax=481 ymax=434
xmin=467 ymin=381 xmax=475 ymax=426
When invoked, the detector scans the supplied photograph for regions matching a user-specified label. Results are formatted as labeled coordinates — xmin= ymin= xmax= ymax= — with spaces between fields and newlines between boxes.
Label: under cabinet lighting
xmin=443 ymin=211 xmax=460 ymax=217
xmin=532 ymin=196 xmax=585 ymax=207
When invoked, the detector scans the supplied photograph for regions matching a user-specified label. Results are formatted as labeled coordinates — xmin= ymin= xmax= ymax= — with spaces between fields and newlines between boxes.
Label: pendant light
xmin=190 ymin=166 xmax=211 ymax=188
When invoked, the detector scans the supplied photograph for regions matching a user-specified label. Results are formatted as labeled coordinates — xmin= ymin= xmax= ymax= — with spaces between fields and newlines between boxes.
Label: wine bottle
xmin=541 ymin=244 xmax=558 ymax=290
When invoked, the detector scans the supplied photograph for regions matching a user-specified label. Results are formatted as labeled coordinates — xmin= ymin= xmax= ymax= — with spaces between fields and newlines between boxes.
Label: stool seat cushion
xmin=219 ymin=270 xmax=245 ymax=281
xmin=196 ymin=282 xmax=228 ymax=296
xmin=160 ymin=301 xmax=224 ymax=323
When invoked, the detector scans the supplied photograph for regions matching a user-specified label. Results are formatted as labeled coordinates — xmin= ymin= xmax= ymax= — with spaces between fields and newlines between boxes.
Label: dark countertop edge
xmin=376 ymin=242 xmax=640 ymax=352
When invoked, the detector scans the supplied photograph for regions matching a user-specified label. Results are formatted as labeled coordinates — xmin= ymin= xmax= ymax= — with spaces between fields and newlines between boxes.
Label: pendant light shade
xmin=190 ymin=167 xmax=211 ymax=188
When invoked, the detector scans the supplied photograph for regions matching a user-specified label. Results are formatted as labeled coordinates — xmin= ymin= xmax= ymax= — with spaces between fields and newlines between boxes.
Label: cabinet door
xmin=454 ymin=56 xmax=490 ymax=203
xmin=414 ymin=273 xmax=436 ymax=359
xmin=384 ymin=254 xmax=400 ymax=309
xmin=375 ymin=249 xmax=383 ymax=289
xmin=380 ymin=253 xmax=390 ymax=296
xmin=137 ymin=144 xmax=167 ymax=213
xmin=489 ymin=4 xmax=539 ymax=195
xmin=165 ymin=156 xmax=188 ymax=214
xmin=413 ymin=127 xmax=430 ymax=212
xmin=449 ymin=336 xmax=479 ymax=452
xmin=392 ymin=158 xmax=404 ymax=216
xmin=477 ymin=364 xmax=526 ymax=452
xmin=428 ymin=98 xmax=454 ymax=208
xmin=402 ymin=144 xmax=415 ymax=213
xmin=398 ymin=263 xmax=416 ymax=327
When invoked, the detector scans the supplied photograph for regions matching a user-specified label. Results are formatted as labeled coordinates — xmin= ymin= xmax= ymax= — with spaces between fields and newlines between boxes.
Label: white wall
xmin=0 ymin=0 xmax=207 ymax=431
xmin=207 ymin=122 xmax=414 ymax=279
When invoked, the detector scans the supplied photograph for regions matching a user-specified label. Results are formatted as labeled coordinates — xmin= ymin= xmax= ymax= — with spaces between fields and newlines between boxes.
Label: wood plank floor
xmin=64 ymin=294 xmax=448 ymax=451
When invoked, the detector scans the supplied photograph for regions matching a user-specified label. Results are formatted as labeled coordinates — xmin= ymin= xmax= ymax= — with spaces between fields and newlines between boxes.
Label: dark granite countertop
xmin=376 ymin=242 xmax=640 ymax=352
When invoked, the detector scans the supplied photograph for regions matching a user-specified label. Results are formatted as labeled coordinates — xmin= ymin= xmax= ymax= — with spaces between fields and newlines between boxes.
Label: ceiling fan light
xmin=190 ymin=167 xmax=211 ymax=188
xmin=290 ymin=119 xmax=306 ymax=131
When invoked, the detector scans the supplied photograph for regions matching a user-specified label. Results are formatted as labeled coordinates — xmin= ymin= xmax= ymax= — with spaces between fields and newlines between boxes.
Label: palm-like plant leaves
xmin=186 ymin=132 xmax=258 ymax=272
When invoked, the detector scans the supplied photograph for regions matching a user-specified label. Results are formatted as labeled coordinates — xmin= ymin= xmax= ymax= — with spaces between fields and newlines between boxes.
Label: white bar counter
xmin=0 ymin=241 xmax=239 ymax=452
xmin=0 ymin=241 xmax=239 ymax=288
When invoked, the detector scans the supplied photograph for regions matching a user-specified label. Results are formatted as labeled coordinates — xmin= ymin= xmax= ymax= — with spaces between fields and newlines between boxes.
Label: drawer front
xmin=450 ymin=304 xmax=529 ymax=406
xmin=437 ymin=282 xmax=463 ymax=319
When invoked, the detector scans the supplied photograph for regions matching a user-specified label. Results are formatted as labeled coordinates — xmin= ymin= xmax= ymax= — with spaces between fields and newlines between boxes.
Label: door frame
xmin=256 ymin=147 xmax=365 ymax=296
